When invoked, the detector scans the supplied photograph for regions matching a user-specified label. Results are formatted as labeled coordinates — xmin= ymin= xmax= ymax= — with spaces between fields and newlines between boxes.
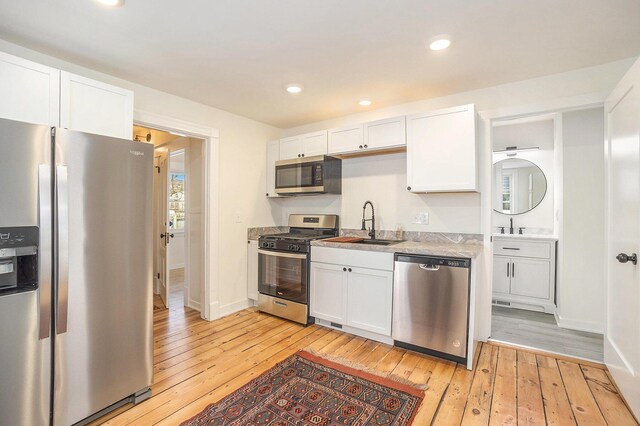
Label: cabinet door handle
xmin=502 ymin=247 xmax=520 ymax=250
xmin=507 ymin=262 xmax=510 ymax=278
xmin=348 ymin=268 xmax=352 ymax=272
xmin=343 ymin=267 xmax=346 ymax=271
xmin=512 ymin=262 xmax=515 ymax=278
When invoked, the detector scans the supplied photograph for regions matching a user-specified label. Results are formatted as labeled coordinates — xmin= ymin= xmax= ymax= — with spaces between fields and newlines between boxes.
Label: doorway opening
xmin=134 ymin=125 xmax=206 ymax=313
xmin=488 ymin=108 xmax=605 ymax=362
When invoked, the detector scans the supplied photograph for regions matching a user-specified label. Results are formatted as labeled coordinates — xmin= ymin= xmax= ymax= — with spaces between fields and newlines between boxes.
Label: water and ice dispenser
xmin=0 ymin=227 xmax=38 ymax=292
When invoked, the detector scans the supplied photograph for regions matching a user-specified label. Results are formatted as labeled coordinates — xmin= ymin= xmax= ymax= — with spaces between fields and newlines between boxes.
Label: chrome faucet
xmin=361 ymin=201 xmax=376 ymax=239
xmin=509 ymin=218 xmax=514 ymax=235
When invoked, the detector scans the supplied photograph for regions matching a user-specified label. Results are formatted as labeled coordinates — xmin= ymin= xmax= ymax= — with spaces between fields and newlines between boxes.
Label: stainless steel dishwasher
xmin=393 ymin=254 xmax=471 ymax=364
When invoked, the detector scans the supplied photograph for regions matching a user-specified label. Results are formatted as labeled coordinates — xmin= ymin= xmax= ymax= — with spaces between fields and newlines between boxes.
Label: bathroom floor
xmin=490 ymin=306 xmax=604 ymax=362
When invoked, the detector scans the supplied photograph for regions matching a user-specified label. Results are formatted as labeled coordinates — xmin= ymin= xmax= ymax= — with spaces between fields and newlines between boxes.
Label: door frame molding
xmin=477 ymin=91 xmax=607 ymax=342
xmin=134 ymin=110 xmax=220 ymax=321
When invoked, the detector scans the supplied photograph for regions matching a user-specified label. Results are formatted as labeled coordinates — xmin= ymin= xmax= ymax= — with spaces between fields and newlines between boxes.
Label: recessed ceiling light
xmin=285 ymin=84 xmax=303 ymax=94
xmin=358 ymin=99 xmax=372 ymax=107
xmin=96 ymin=0 xmax=125 ymax=5
xmin=429 ymin=38 xmax=451 ymax=51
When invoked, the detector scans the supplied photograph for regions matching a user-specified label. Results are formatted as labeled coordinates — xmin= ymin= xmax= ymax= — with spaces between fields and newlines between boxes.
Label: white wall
xmin=275 ymin=59 xmax=633 ymax=238
xmin=557 ymin=107 xmax=605 ymax=333
xmin=492 ymin=118 xmax=555 ymax=234
xmin=276 ymin=59 xmax=633 ymax=340
xmin=0 ymin=38 xmax=282 ymax=318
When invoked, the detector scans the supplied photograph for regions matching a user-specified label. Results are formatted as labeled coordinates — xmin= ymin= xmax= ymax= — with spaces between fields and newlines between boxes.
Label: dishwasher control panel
xmin=395 ymin=254 xmax=470 ymax=268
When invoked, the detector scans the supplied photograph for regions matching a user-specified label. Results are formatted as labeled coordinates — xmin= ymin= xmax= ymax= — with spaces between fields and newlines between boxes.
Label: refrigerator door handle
xmin=56 ymin=164 xmax=70 ymax=335
xmin=38 ymin=164 xmax=52 ymax=340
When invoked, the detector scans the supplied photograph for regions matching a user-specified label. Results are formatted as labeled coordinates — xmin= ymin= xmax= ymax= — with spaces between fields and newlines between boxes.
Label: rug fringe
xmin=301 ymin=348 xmax=429 ymax=391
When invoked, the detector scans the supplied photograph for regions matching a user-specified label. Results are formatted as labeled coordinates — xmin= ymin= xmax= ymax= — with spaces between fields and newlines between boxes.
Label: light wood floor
xmin=94 ymin=305 xmax=638 ymax=425
xmin=491 ymin=306 xmax=605 ymax=362
xmin=153 ymin=268 xmax=185 ymax=310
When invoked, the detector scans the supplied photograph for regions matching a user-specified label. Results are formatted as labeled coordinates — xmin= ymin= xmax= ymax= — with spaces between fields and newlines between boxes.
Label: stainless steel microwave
xmin=275 ymin=155 xmax=342 ymax=195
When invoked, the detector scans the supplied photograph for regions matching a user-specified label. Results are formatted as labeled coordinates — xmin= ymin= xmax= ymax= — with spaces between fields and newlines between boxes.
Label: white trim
xmin=134 ymin=109 xmax=220 ymax=321
xmin=479 ymin=92 xmax=608 ymax=347
xmin=554 ymin=313 xmax=604 ymax=334
xmin=169 ymin=264 xmax=185 ymax=270
xmin=488 ymin=338 xmax=603 ymax=364
xmin=188 ymin=300 xmax=201 ymax=312
xmin=219 ymin=299 xmax=252 ymax=318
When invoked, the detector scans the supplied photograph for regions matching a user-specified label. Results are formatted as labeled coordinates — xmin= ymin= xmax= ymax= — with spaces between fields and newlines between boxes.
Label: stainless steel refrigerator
xmin=0 ymin=118 xmax=154 ymax=425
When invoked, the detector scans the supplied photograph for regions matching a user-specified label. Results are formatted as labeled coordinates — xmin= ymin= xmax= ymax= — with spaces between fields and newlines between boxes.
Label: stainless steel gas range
xmin=258 ymin=214 xmax=339 ymax=324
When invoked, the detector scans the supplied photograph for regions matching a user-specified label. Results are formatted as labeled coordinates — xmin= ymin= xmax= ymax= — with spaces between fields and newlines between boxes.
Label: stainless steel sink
xmin=356 ymin=239 xmax=403 ymax=246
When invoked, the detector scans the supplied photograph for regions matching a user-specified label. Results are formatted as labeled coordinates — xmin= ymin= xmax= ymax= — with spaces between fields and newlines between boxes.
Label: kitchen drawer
xmin=311 ymin=246 xmax=394 ymax=271
xmin=493 ymin=240 xmax=551 ymax=259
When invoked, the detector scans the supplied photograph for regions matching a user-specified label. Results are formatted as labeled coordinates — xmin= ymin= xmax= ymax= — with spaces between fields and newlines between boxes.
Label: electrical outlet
xmin=234 ymin=212 xmax=242 ymax=223
xmin=412 ymin=212 xmax=429 ymax=225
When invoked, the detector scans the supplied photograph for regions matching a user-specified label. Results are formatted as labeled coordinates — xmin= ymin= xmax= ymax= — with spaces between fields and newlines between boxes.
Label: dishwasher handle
xmin=419 ymin=264 xmax=440 ymax=271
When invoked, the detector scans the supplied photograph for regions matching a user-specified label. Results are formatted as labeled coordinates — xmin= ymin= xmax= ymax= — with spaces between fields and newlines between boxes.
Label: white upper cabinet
xmin=279 ymin=135 xmax=302 ymax=160
xmin=406 ymin=104 xmax=478 ymax=192
xmin=60 ymin=71 xmax=134 ymax=139
xmin=301 ymin=131 xmax=328 ymax=157
xmin=328 ymin=124 xmax=364 ymax=154
xmin=0 ymin=51 xmax=60 ymax=126
xmin=328 ymin=117 xmax=406 ymax=155
xmin=279 ymin=131 xmax=328 ymax=160
xmin=364 ymin=116 xmax=406 ymax=151
xmin=266 ymin=140 xmax=281 ymax=198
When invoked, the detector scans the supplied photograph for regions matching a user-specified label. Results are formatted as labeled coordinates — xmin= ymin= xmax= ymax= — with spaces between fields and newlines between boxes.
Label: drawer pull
xmin=502 ymin=247 xmax=520 ymax=250
xmin=274 ymin=301 xmax=288 ymax=307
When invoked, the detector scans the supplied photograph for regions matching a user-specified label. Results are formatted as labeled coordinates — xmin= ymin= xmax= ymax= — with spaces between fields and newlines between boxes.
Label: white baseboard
xmin=188 ymin=299 xmax=201 ymax=312
xmin=219 ymin=299 xmax=252 ymax=318
xmin=555 ymin=313 xmax=604 ymax=334
xmin=207 ymin=301 xmax=220 ymax=321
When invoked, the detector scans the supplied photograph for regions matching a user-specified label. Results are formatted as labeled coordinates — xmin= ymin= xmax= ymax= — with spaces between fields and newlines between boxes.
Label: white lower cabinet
xmin=247 ymin=240 xmax=259 ymax=301
xmin=310 ymin=247 xmax=394 ymax=343
xmin=310 ymin=262 xmax=348 ymax=324
xmin=492 ymin=237 xmax=556 ymax=313
xmin=346 ymin=267 xmax=393 ymax=336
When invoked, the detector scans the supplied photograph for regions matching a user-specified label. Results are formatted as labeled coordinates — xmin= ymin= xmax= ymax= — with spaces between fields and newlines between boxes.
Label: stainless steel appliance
xmin=275 ymin=155 xmax=342 ymax=195
xmin=393 ymin=254 xmax=471 ymax=364
xmin=258 ymin=214 xmax=339 ymax=324
xmin=0 ymin=118 xmax=153 ymax=426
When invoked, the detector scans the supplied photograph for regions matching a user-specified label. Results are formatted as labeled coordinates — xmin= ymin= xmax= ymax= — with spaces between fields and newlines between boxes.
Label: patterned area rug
xmin=181 ymin=350 xmax=424 ymax=425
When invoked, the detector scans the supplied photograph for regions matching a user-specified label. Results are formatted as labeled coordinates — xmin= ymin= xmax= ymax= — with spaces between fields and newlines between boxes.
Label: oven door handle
xmin=258 ymin=249 xmax=308 ymax=260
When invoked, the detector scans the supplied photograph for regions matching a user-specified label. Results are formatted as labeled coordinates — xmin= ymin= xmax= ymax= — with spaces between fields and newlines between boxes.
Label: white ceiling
xmin=1 ymin=0 xmax=639 ymax=128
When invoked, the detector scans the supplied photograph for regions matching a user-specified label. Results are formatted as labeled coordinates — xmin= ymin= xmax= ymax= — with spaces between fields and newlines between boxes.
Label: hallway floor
xmin=491 ymin=306 xmax=604 ymax=362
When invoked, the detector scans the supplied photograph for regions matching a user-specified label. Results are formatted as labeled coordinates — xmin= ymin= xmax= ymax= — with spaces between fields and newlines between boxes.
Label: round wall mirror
xmin=493 ymin=158 xmax=547 ymax=215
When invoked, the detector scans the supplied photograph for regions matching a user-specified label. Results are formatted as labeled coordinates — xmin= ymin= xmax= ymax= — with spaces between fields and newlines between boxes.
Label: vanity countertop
xmin=492 ymin=233 xmax=558 ymax=242
xmin=311 ymin=239 xmax=483 ymax=259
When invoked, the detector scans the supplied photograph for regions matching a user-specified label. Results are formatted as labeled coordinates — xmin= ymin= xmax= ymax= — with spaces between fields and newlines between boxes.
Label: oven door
xmin=275 ymin=157 xmax=324 ymax=194
xmin=258 ymin=249 xmax=308 ymax=304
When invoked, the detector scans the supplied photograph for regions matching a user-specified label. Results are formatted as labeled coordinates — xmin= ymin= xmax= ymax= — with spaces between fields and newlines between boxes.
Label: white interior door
xmin=154 ymin=149 xmax=170 ymax=308
xmin=605 ymin=57 xmax=640 ymax=418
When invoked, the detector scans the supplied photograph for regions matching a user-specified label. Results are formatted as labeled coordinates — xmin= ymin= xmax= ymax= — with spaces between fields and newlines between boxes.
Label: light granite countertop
xmin=311 ymin=239 xmax=483 ymax=259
